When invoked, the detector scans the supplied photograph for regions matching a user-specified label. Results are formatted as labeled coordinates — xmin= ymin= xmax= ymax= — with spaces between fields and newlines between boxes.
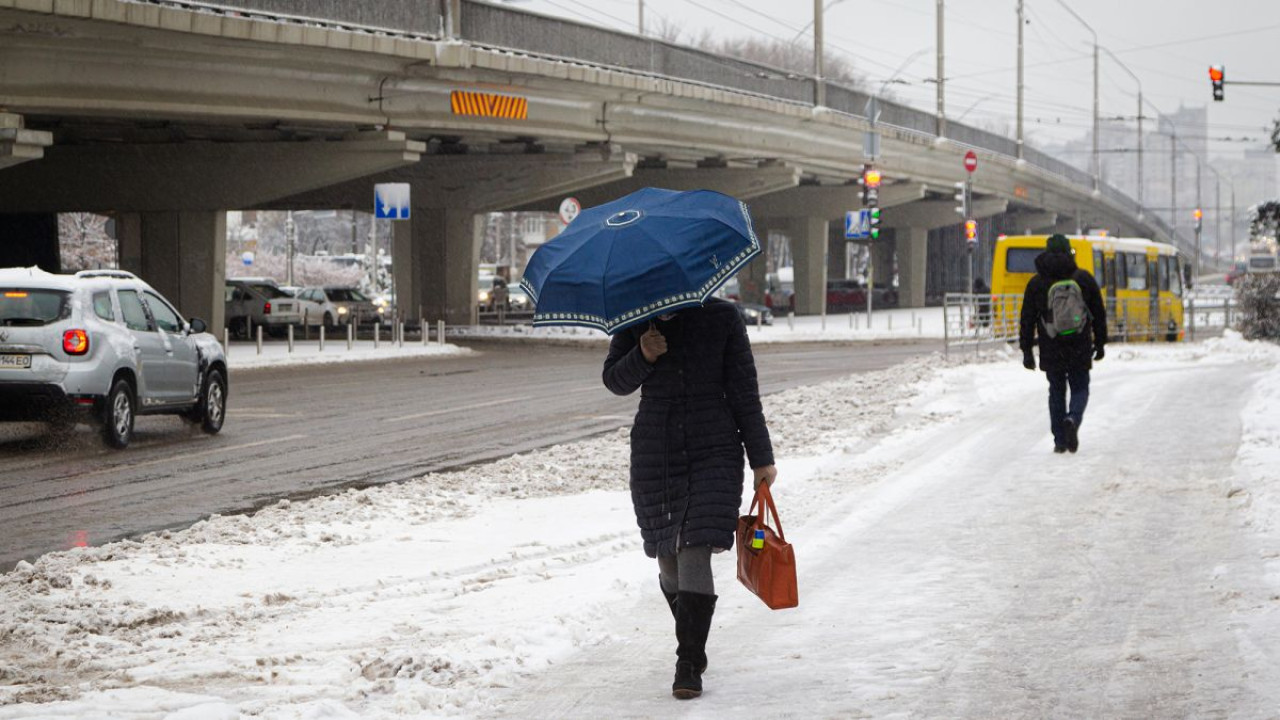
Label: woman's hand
xmin=640 ymin=324 xmax=667 ymax=364
xmin=753 ymin=465 xmax=777 ymax=490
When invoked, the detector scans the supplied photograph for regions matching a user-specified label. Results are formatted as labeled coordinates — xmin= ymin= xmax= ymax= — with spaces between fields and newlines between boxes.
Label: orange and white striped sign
xmin=450 ymin=91 xmax=529 ymax=120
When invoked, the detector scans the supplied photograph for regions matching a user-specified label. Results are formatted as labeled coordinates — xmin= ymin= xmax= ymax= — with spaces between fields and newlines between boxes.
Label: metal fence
xmin=943 ymin=293 xmax=1222 ymax=357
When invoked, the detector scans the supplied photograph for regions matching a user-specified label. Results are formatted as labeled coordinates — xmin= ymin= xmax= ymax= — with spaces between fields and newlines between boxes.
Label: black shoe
xmin=672 ymin=660 xmax=701 ymax=699
xmin=1054 ymin=445 xmax=1067 ymax=454
xmin=1063 ymin=418 xmax=1079 ymax=453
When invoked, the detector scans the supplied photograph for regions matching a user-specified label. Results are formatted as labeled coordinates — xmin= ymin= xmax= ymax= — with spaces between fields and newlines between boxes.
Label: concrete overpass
xmin=0 ymin=0 xmax=1196 ymax=330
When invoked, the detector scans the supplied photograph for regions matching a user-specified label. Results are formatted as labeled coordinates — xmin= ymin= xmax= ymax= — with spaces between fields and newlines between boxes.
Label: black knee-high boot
xmin=672 ymin=591 xmax=716 ymax=700
xmin=660 ymin=578 xmax=708 ymax=674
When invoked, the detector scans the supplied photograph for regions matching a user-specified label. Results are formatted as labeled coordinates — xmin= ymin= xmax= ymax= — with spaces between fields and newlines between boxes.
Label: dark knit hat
xmin=1046 ymin=234 xmax=1072 ymax=254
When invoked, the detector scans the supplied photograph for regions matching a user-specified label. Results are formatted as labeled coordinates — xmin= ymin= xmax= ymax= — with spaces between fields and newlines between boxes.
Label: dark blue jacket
xmin=603 ymin=298 xmax=774 ymax=558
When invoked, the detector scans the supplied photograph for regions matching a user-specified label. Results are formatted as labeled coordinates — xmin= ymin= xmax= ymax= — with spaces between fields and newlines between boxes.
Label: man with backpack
xmin=1019 ymin=234 xmax=1107 ymax=453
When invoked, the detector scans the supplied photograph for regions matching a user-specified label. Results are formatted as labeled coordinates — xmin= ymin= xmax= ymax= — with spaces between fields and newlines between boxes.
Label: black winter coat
xmin=602 ymin=298 xmax=774 ymax=558
xmin=1019 ymin=251 xmax=1108 ymax=373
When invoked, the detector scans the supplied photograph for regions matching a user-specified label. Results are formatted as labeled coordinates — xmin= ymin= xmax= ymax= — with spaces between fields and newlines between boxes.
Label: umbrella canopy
xmin=520 ymin=187 xmax=761 ymax=334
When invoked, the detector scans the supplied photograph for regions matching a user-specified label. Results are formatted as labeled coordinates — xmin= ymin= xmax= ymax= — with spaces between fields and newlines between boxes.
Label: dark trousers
xmin=1046 ymin=367 xmax=1090 ymax=447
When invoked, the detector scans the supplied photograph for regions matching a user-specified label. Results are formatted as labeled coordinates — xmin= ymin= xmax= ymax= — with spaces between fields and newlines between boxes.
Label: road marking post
xmin=287 ymin=324 xmax=294 ymax=353
xmin=374 ymin=323 xmax=380 ymax=349
xmin=256 ymin=325 xmax=262 ymax=355
xmin=347 ymin=322 xmax=353 ymax=351
xmin=319 ymin=325 xmax=325 ymax=352
xmin=437 ymin=319 xmax=445 ymax=347
xmin=398 ymin=322 xmax=405 ymax=349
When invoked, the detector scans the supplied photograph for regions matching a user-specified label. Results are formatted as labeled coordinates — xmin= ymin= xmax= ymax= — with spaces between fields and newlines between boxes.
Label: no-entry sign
xmin=964 ymin=150 xmax=978 ymax=174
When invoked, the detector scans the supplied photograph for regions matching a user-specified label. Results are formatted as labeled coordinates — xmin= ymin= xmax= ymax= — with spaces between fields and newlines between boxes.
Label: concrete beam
xmin=752 ymin=181 xmax=927 ymax=221
xmin=269 ymin=148 xmax=638 ymax=213
xmin=0 ymin=113 xmax=53 ymax=172
xmin=883 ymin=197 xmax=1008 ymax=231
xmin=1004 ymin=211 xmax=1058 ymax=234
xmin=897 ymin=227 xmax=928 ymax=309
xmin=0 ymin=131 xmax=424 ymax=213
xmin=510 ymin=163 xmax=802 ymax=213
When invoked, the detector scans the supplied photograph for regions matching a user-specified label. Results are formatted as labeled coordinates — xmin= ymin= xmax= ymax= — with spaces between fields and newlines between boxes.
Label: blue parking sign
xmin=375 ymin=183 xmax=411 ymax=220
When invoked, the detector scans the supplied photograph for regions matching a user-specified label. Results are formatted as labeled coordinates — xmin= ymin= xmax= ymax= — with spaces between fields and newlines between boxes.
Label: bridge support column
xmin=872 ymin=237 xmax=895 ymax=291
xmin=738 ymin=255 xmax=768 ymax=305
xmin=393 ymin=206 xmax=482 ymax=327
xmin=896 ymin=227 xmax=929 ymax=309
xmin=119 ymin=211 xmax=226 ymax=330
xmin=782 ymin=216 xmax=829 ymax=316
xmin=0 ymin=214 xmax=59 ymax=272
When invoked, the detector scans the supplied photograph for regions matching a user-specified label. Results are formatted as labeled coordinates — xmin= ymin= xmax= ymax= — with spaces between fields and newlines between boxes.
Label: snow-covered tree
xmin=58 ymin=213 xmax=117 ymax=271
xmin=1236 ymin=273 xmax=1280 ymax=342
xmin=1247 ymin=200 xmax=1280 ymax=240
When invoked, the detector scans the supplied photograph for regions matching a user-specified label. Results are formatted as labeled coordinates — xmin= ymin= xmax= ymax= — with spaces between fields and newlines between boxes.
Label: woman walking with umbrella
xmin=521 ymin=188 xmax=776 ymax=699
xmin=604 ymin=302 xmax=776 ymax=699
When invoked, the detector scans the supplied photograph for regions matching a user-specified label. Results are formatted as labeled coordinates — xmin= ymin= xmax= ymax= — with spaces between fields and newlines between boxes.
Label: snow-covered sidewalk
xmin=2 ymin=334 xmax=1278 ymax=718
xmin=224 ymin=338 xmax=470 ymax=370
xmin=456 ymin=306 xmax=946 ymax=346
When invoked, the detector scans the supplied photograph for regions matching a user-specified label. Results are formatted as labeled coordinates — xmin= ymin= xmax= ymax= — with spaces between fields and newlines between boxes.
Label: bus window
xmin=1005 ymin=247 xmax=1041 ymax=273
xmin=1171 ymin=258 xmax=1183 ymax=297
xmin=1093 ymin=249 xmax=1105 ymax=286
xmin=1116 ymin=253 xmax=1127 ymax=288
xmin=1125 ymin=253 xmax=1148 ymax=291
xmin=1158 ymin=257 xmax=1172 ymax=291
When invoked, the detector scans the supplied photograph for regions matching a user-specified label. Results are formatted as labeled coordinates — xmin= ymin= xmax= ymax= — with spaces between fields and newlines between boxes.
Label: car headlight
xmin=338 ymin=306 xmax=349 ymax=315
xmin=744 ymin=308 xmax=760 ymax=319
xmin=479 ymin=291 xmax=490 ymax=302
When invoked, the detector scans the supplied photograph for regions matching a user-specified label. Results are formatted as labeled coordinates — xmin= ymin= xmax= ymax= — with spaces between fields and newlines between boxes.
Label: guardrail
xmin=129 ymin=0 xmax=1171 ymax=247
xmin=944 ymin=292 xmax=1214 ymax=357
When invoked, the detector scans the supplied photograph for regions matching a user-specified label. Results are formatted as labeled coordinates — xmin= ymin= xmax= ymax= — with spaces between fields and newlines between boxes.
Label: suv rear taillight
xmin=63 ymin=329 xmax=89 ymax=355
xmin=264 ymin=301 xmax=272 ymax=315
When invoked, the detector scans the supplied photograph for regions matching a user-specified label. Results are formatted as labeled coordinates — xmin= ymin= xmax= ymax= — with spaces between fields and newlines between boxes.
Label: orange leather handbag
xmin=736 ymin=482 xmax=798 ymax=610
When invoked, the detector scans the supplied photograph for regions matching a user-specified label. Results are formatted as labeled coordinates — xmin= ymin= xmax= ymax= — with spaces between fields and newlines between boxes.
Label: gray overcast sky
xmin=511 ymin=0 xmax=1280 ymax=160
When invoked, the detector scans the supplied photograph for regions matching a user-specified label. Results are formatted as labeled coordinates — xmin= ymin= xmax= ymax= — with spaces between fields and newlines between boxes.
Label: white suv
xmin=0 ymin=267 xmax=228 ymax=448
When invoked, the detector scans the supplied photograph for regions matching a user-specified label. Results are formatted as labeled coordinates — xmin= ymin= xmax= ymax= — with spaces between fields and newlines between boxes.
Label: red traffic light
xmin=863 ymin=168 xmax=882 ymax=188
xmin=964 ymin=219 xmax=977 ymax=240
xmin=1193 ymin=208 xmax=1203 ymax=220
xmin=1208 ymin=66 xmax=1223 ymax=83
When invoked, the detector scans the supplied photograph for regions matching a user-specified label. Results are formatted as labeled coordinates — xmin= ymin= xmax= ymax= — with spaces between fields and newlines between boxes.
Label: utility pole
xmin=1195 ymin=157 xmax=1203 ymax=277
xmin=638 ymin=0 xmax=644 ymax=34
xmin=1016 ymin=0 xmax=1024 ymax=159
xmin=1215 ymin=177 xmax=1222 ymax=260
xmin=936 ymin=0 xmax=946 ymax=138
xmin=813 ymin=0 xmax=825 ymax=106
xmin=1170 ymin=127 xmax=1177 ymax=240
xmin=1093 ymin=41 xmax=1100 ymax=189
xmin=1231 ymin=184 xmax=1237 ymax=260
xmin=285 ymin=210 xmax=296 ymax=287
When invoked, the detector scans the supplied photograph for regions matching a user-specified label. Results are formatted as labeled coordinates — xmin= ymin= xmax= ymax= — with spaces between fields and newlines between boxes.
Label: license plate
xmin=0 ymin=354 xmax=32 ymax=369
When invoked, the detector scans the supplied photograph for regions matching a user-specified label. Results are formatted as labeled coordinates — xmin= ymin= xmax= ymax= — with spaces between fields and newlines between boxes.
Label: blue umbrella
xmin=520 ymin=187 xmax=761 ymax=334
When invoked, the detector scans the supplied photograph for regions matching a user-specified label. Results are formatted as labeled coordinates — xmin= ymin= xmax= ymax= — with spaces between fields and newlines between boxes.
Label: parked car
xmin=0 ymin=267 xmax=227 ymax=448
xmin=225 ymin=278 xmax=301 ymax=338
xmin=506 ymin=283 xmax=531 ymax=312
xmin=728 ymin=298 xmax=773 ymax=326
xmin=293 ymin=286 xmax=380 ymax=327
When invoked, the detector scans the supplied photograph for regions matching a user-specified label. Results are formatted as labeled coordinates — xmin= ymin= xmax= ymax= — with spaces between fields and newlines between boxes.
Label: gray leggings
xmin=657 ymin=545 xmax=715 ymax=595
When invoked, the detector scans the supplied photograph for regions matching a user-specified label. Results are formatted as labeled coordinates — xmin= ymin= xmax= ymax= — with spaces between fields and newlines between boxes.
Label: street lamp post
xmin=1016 ymin=0 xmax=1024 ymax=159
xmin=1053 ymin=0 xmax=1099 ymax=190
xmin=937 ymin=0 xmax=946 ymax=138
xmin=813 ymin=0 xmax=825 ymax=106
xmin=1101 ymin=47 xmax=1143 ymax=214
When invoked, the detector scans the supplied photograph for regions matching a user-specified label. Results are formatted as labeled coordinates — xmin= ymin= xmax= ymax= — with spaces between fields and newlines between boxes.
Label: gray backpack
xmin=1043 ymin=279 xmax=1090 ymax=338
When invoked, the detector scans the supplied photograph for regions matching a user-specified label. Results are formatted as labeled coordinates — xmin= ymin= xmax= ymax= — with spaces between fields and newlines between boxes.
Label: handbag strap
xmin=748 ymin=482 xmax=786 ymax=542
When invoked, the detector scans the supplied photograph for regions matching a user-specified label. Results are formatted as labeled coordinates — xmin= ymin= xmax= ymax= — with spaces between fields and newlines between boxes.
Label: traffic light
xmin=964 ymin=218 xmax=978 ymax=249
xmin=861 ymin=164 xmax=882 ymax=206
xmin=954 ymin=180 xmax=971 ymax=218
xmin=869 ymin=207 xmax=881 ymax=240
xmin=1209 ymin=66 xmax=1224 ymax=101
xmin=1193 ymin=207 xmax=1203 ymax=230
